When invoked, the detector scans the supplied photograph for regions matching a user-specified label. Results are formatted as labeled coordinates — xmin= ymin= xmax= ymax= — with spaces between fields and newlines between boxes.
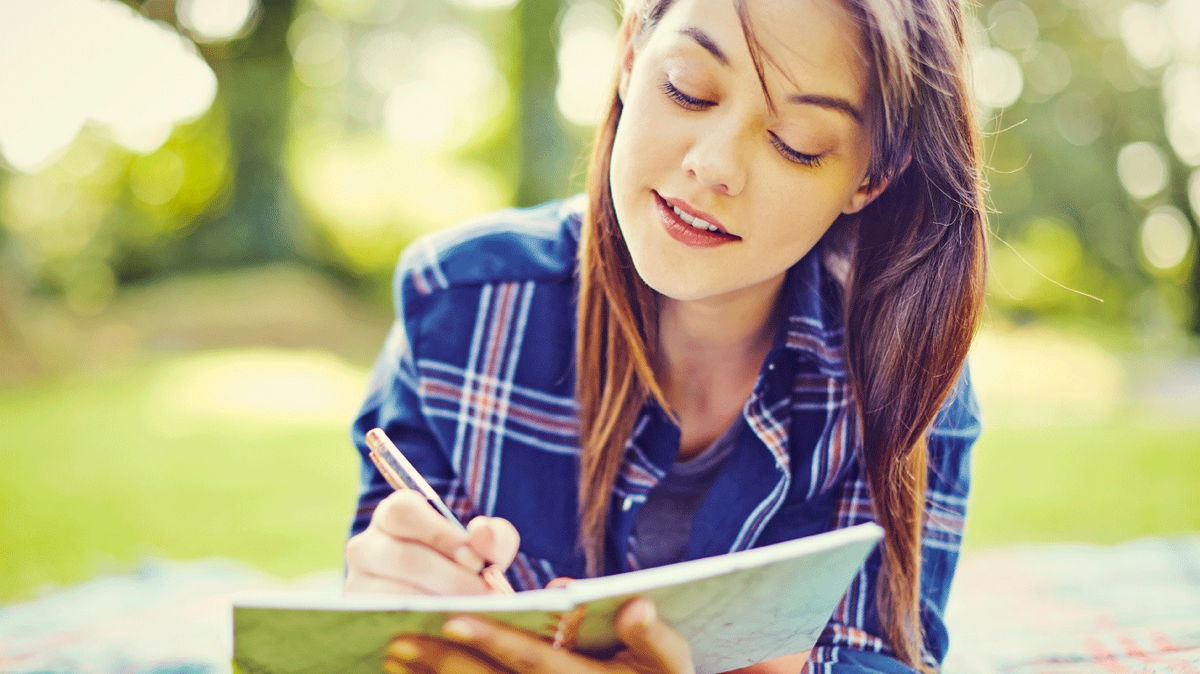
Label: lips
xmin=654 ymin=191 xmax=741 ymax=248
xmin=656 ymin=192 xmax=736 ymax=237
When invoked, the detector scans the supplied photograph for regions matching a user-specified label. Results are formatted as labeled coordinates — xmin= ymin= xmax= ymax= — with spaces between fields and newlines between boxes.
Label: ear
xmin=617 ymin=38 xmax=636 ymax=104
xmin=841 ymin=154 xmax=911 ymax=215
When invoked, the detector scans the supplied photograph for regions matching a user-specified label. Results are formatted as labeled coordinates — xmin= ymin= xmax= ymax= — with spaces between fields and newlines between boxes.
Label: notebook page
xmin=233 ymin=590 xmax=573 ymax=673
xmin=564 ymin=523 xmax=883 ymax=674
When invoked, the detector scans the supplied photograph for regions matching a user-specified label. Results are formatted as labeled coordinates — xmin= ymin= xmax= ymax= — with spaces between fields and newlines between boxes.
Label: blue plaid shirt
xmin=350 ymin=194 xmax=982 ymax=672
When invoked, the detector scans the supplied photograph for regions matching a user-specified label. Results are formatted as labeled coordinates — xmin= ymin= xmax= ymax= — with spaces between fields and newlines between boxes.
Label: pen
xmin=364 ymin=427 xmax=516 ymax=595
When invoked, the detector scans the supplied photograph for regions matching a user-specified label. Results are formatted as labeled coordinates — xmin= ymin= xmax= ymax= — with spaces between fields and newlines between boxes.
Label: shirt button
xmin=767 ymin=362 xmax=776 ymax=371
xmin=622 ymin=495 xmax=635 ymax=512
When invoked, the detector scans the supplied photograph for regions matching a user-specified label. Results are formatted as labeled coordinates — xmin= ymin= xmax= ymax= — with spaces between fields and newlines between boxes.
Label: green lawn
xmin=967 ymin=418 xmax=1200 ymax=548
xmin=2 ymin=348 xmax=1198 ymax=603
xmin=0 ymin=351 xmax=363 ymax=602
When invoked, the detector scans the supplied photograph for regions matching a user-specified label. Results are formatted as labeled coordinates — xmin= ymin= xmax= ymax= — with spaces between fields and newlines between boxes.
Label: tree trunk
xmin=514 ymin=0 xmax=571 ymax=207
xmin=185 ymin=0 xmax=299 ymax=266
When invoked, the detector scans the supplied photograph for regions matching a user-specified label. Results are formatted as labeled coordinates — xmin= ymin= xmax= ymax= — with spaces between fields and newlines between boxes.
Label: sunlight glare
xmin=972 ymin=47 xmax=1023 ymax=110
xmin=1117 ymin=142 xmax=1169 ymax=200
xmin=382 ymin=27 xmax=499 ymax=151
xmin=556 ymin=1 xmax=618 ymax=127
xmin=1119 ymin=3 xmax=1171 ymax=70
xmin=177 ymin=0 xmax=259 ymax=43
xmin=1140 ymin=206 xmax=1193 ymax=272
xmin=0 ymin=0 xmax=216 ymax=172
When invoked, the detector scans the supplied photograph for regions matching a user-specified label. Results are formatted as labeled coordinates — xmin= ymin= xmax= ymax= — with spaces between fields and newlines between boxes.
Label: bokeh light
xmin=380 ymin=26 xmax=502 ymax=151
xmin=129 ymin=149 xmax=186 ymax=206
xmin=1162 ymin=63 xmax=1200 ymax=166
xmin=1119 ymin=2 xmax=1171 ymax=70
xmin=0 ymin=0 xmax=217 ymax=172
xmin=1022 ymin=41 xmax=1072 ymax=100
xmin=1162 ymin=0 xmax=1200 ymax=61
xmin=556 ymin=0 xmax=619 ymax=127
xmin=1117 ymin=141 xmax=1170 ymax=200
xmin=989 ymin=217 xmax=1084 ymax=307
xmin=1140 ymin=205 xmax=1193 ymax=273
xmin=177 ymin=0 xmax=260 ymax=43
xmin=355 ymin=29 xmax=413 ymax=95
xmin=988 ymin=0 xmax=1039 ymax=52
xmin=289 ymin=10 xmax=350 ymax=89
xmin=972 ymin=46 xmax=1024 ymax=110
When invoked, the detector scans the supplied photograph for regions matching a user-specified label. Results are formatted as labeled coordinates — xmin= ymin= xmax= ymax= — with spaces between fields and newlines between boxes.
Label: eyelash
xmin=658 ymin=79 xmax=824 ymax=168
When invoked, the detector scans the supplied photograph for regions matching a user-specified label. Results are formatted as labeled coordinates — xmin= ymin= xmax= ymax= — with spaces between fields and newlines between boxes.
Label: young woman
xmin=344 ymin=0 xmax=986 ymax=670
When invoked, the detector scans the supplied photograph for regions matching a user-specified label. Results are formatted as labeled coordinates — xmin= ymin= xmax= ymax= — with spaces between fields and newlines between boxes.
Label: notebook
xmin=233 ymin=522 xmax=882 ymax=674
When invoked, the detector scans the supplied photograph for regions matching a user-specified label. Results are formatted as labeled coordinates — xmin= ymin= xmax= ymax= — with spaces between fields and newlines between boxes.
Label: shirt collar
xmin=769 ymin=244 xmax=847 ymax=381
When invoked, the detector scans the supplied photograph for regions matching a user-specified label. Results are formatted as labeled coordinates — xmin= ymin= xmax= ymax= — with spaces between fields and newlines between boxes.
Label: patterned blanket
xmin=942 ymin=537 xmax=1200 ymax=673
xmin=2 ymin=536 xmax=1198 ymax=673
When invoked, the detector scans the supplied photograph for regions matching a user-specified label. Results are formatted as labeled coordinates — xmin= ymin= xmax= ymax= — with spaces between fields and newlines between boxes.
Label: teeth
xmin=671 ymin=204 xmax=720 ymax=233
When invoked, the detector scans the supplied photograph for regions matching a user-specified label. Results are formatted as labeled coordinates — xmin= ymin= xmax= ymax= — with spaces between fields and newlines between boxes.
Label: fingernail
xmin=381 ymin=659 xmax=409 ymax=674
xmin=443 ymin=617 xmax=477 ymax=641
xmin=638 ymin=599 xmax=656 ymax=629
xmin=387 ymin=639 xmax=420 ymax=662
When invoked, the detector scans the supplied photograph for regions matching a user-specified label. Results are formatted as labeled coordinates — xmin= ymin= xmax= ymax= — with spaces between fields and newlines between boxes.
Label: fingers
xmin=342 ymin=572 xmax=425 ymax=596
xmin=467 ymin=516 xmax=520 ymax=570
xmin=345 ymin=531 xmax=491 ymax=595
xmin=613 ymin=597 xmax=693 ymax=673
xmin=440 ymin=616 xmax=595 ymax=674
xmin=343 ymin=490 xmax=496 ymax=595
xmin=384 ymin=634 xmax=511 ymax=674
xmin=372 ymin=490 xmax=485 ymax=570
xmin=545 ymin=576 xmax=576 ymax=590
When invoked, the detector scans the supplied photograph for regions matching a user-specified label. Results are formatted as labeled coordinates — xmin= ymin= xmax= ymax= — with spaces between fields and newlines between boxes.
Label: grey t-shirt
xmin=631 ymin=420 xmax=740 ymax=568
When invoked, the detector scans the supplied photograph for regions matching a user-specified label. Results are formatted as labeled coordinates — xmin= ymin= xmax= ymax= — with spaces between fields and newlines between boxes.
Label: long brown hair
xmin=574 ymin=0 xmax=987 ymax=669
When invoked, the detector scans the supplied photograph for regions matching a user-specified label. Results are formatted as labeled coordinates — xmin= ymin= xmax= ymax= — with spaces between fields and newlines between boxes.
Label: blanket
xmin=3 ymin=536 xmax=1198 ymax=673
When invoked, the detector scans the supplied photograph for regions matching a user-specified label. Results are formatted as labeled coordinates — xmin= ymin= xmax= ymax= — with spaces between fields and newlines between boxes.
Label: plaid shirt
xmin=350 ymin=194 xmax=982 ymax=673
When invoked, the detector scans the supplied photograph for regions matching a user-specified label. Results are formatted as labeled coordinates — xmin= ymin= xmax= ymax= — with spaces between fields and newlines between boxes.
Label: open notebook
xmin=233 ymin=522 xmax=882 ymax=674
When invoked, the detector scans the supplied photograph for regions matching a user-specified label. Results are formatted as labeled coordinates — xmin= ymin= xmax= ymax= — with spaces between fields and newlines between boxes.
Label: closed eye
xmin=659 ymin=79 xmax=824 ymax=168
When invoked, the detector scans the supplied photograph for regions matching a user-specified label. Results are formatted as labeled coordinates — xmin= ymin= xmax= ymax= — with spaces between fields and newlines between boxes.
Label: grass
xmin=2 ymin=342 xmax=1198 ymax=603
xmin=966 ymin=416 xmax=1200 ymax=549
xmin=0 ymin=351 xmax=363 ymax=603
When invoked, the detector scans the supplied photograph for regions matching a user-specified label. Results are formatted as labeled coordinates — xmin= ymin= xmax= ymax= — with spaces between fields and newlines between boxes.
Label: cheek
xmin=610 ymin=98 xmax=674 ymax=197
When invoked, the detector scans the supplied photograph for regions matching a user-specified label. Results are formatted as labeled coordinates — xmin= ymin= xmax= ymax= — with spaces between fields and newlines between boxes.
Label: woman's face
xmin=609 ymin=0 xmax=879 ymax=304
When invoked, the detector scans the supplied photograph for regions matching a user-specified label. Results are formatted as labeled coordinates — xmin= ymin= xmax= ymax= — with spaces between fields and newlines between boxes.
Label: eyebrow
xmin=676 ymin=25 xmax=863 ymax=124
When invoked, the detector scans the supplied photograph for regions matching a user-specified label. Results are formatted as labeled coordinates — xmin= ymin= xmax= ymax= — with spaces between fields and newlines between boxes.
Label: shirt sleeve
xmin=806 ymin=364 xmax=982 ymax=673
xmin=347 ymin=248 xmax=459 ymax=539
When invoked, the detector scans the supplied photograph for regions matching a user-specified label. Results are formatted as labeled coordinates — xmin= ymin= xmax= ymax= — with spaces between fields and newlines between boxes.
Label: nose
xmin=682 ymin=126 xmax=748 ymax=196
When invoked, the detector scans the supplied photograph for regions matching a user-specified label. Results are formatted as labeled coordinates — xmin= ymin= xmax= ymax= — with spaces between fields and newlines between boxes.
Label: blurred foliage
xmin=0 ymin=0 xmax=1197 ymax=342
xmin=973 ymin=0 xmax=1199 ymax=338
xmin=2 ymin=322 xmax=1197 ymax=602
xmin=0 ymin=0 xmax=1198 ymax=600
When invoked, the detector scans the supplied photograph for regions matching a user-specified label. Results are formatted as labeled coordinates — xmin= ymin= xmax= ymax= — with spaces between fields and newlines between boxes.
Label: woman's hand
xmin=344 ymin=489 xmax=519 ymax=595
xmin=383 ymin=596 xmax=694 ymax=673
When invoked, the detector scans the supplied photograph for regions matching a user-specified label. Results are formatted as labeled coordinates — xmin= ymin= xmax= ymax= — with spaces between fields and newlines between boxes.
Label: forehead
xmin=651 ymin=0 xmax=869 ymax=107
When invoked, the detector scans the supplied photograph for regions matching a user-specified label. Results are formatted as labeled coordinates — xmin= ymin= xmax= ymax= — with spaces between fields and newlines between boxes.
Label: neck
xmin=656 ymin=274 xmax=785 ymax=410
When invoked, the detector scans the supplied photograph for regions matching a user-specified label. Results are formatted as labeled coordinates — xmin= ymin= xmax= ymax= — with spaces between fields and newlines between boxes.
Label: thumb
xmin=614 ymin=597 xmax=693 ymax=673
xmin=466 ymin=516 xmax=520 ymax=570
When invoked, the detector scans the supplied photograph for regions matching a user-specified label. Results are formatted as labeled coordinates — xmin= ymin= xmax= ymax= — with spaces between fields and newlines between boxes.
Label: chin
xmin=631 ymin=265 xmax=728 ymax=303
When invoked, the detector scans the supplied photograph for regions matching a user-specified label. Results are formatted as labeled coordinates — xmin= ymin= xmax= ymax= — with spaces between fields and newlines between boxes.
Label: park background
xmin=0 ymin=0 xmax=1198 ymax=605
